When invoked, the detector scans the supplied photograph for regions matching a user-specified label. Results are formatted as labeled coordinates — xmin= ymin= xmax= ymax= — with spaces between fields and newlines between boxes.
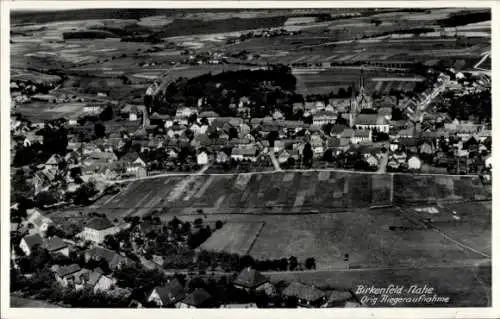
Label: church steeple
xmin=359 ymin=68 xmax=365 ymax=96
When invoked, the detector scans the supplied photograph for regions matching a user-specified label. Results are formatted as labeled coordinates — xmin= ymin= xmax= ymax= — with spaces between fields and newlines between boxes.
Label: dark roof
xmin=356 ymin=114 xmax=386 ymax=126
xmin=282 ymin=282 xmax=326 ymax=302
xmin=181 ymin=288 xmax=215 ymax=308
xmin=233 ymin=267 xmax=268 ymax=289
xmin=85 ymin=246 xmax=129 ymax=269
xmin=353 ymin=130 xmax=371 ymax=138
xmin=331 ymin=124 xmax=347 ymax=135
xmin=55 ymin=264 xmax=81 ymax=278
xmin=326 ymin=290 xmax=354 ymax=303
xmin=22 ymin=233 xmax=44 ymax=249
xmin=86 ymin=217 xmax=114 ymax=230
xmin=154 ymin=279 xmax=185 ymax=305
xmin=44 ymin=236 xmax=68 ymax=252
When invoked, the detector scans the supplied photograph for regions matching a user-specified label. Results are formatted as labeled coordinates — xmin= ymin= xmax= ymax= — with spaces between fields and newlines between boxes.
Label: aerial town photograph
xmin=7 ymin=6 xmax=492 ymax=309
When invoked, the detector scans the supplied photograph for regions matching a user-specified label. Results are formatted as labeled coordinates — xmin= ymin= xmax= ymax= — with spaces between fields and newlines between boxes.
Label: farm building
xmin=148 ymin=279 xmax=186 ymax=308
xmin=84 ymin=103 xmax=103 ymax=115
xmin=177 ymin=288 xmax=219 ymax=308
xmin=282 ymin=282 xmax=327 ymax=308
xmin=84 ymin=246 xmax=130 ymax=270
xmin=233 ymin=267 xmax=269 ymax=292
xmin=19 ymin=233 xmax=44 ymax=256
xmin=44 ymin=236 xmax=69 ymax=257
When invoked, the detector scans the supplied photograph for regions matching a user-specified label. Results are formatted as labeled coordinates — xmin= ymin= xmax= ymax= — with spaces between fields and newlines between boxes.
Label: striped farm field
xmin=101 ymin=172 xmax=490 ymax=220
xmin=199 ymin=221 xmax=265 ymax=255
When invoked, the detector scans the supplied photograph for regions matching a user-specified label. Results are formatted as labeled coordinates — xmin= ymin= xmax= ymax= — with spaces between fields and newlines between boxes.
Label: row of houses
xmin=146 ymin=267 xmax=361 ymax=309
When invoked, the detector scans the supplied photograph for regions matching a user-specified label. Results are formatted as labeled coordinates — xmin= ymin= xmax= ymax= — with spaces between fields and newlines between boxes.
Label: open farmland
xmin=99 ymin=171 xmax=491 ymax=271
xmin=393 ymin=174 xmax=491 ymax=203
xmin=13 ymin=102 xmax=87 ymax=121
xmin=104 ymin=172 xmax=491 ymax=218
xmin=199 ymin=221 xmax=265 ymax=255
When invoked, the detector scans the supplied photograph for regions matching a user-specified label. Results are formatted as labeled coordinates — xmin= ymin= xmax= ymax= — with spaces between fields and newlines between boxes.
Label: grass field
xmin=199 ymin=221 xmax=265 ymax=255
xmin=248 ymin=208 xmax=488 ymax=269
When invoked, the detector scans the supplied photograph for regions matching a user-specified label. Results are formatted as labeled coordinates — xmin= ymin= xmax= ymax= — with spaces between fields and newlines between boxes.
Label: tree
xmin=99 ymin=105 xmax=114 ymax=121
xmin=215 ymin=220 xmax=223 ymax=230
xmin=34 ymin=190 xmax=60 ymax=207
xmin=228 ymin=126 xmax=239 ymax=140
xmin=188 ymin=113 xmax=198 ymax=125
xmin=323 ymin=149 xmax=334 ymax=162
xmin=73 ymin=182 xmax=97 ymax=205
xmin=305 ymin=257 xmax=316 ymax=270
xmin=302 ymin=142 xmax=313 ymax=168
xmin=94 ymin=122 xmax=106 ymax=138
xmin=288 ymin=256 xmax=298 ymax=271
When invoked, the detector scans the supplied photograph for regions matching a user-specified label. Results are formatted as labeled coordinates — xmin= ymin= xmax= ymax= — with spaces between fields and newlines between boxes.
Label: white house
xmin=408 ymin=156 xmax=422 ymax=170
xmin=80 ymin=217 xmax=119 ymax=244
xmin=25 ymin=208 xmax=54 ymax=235
xmin=485 ymin=154 xmax=492 ymax=169
xmin=84 ymin=104 xmax=102 ymax=114
xmin=175 ymin=107 xmax=196 ymax=119
xmin=197 ymin=151 xmax=209 ymax=165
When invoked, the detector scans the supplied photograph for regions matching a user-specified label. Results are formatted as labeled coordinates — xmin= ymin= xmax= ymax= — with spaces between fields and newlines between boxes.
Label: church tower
xmin=349 ymin=81 xmax=357 ymax=127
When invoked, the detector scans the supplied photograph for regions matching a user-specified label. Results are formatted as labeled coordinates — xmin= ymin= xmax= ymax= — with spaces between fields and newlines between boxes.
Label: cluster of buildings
xmin=146 ymin=267 xmax=361 ymax=309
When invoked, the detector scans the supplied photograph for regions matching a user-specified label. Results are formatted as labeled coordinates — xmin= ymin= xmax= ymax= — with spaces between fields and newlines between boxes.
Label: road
xmin=111 ymin=163 xmax=212 ymax=184
xmin=269 ymin=151 xmax=282 ymax=172
xmin=377 ymin=151 xmax=389 ymax=174
xmin=108 ymin=166 xmax=479 ymax=185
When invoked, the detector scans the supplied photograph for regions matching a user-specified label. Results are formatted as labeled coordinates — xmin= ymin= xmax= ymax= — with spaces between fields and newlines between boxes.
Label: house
xmin=321 ymin=290 xmax=361 ymax=308
xmin=84 ymin=246 xmax=130 ymax=270
xmin=216 ymin=151 xmax=230 ymax=164
xmin=75 ymin=270 xmax=116 ymax=293
xmin=125 ymin=156 xmax=147 ymax=178
xmin=355 ymin=114 xmax=390 ymax=133
xmin=44 ymin=236 xmax=70 ymax=256
xmin=389 ymin=139 xmax=399 ymax=152
xmin=419 ymin=141 xmax=435 ymax=155
xmin=197 ymin=151 xmax=209 ymax=165
xmin=84 ymin=104 xmax=103 ymax=114
xmin=80 ymin=217 xmax=119 ymax=244
xmin=351 ymin=130 xmax=372 ymax=144
xmin=45 ymin=154 xmax=63 ymax=169
xmin=408 ymin=155 xmax=422 ymax=170
xmin=19 ymin=233 xmax=44 ymax=256
xmin=278 ymin=150 xmax=291 ymax=164
xmin=363 ymin=153 xmax=379 ymax=168
xmin=53 ymin=264 xmax=82 ymax=288
xmin=175 ymin=107 xmax=196 ymax=119
xmin=293 ymin=102 xmax=305 ymax=112
xmin=281 ymin=282 xmax=327 ymax=308
xmin=485 ymin=154 xmax=492 ymax=169
xmin=25 ymin=208 xmax=54 ymax=235
xmin=148 ymin=279 xmax=186 ymax=308
xmin=32 ymin=168 xmax=58 ymax=195
xmin=233 ymin=267 xmax=269 ymax=292
xmin=199 ymin=111 xmax=220 ymax=124
xmin=377 ymin=107 xmax=392 ymax=121
xmin=231 ymin=147 xmax=257 ymax=162
xmin=177 ymin=288 xmax=218 ymax=308
xmin=313 ymin=111 xmax=337 ymax=126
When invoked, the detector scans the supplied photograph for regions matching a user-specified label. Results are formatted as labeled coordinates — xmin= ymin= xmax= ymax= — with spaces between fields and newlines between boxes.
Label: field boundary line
xmin=394 ymin=205 xmax=491 ymax=259
xmin=245 ymin=221 xmax=266 ymax=256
